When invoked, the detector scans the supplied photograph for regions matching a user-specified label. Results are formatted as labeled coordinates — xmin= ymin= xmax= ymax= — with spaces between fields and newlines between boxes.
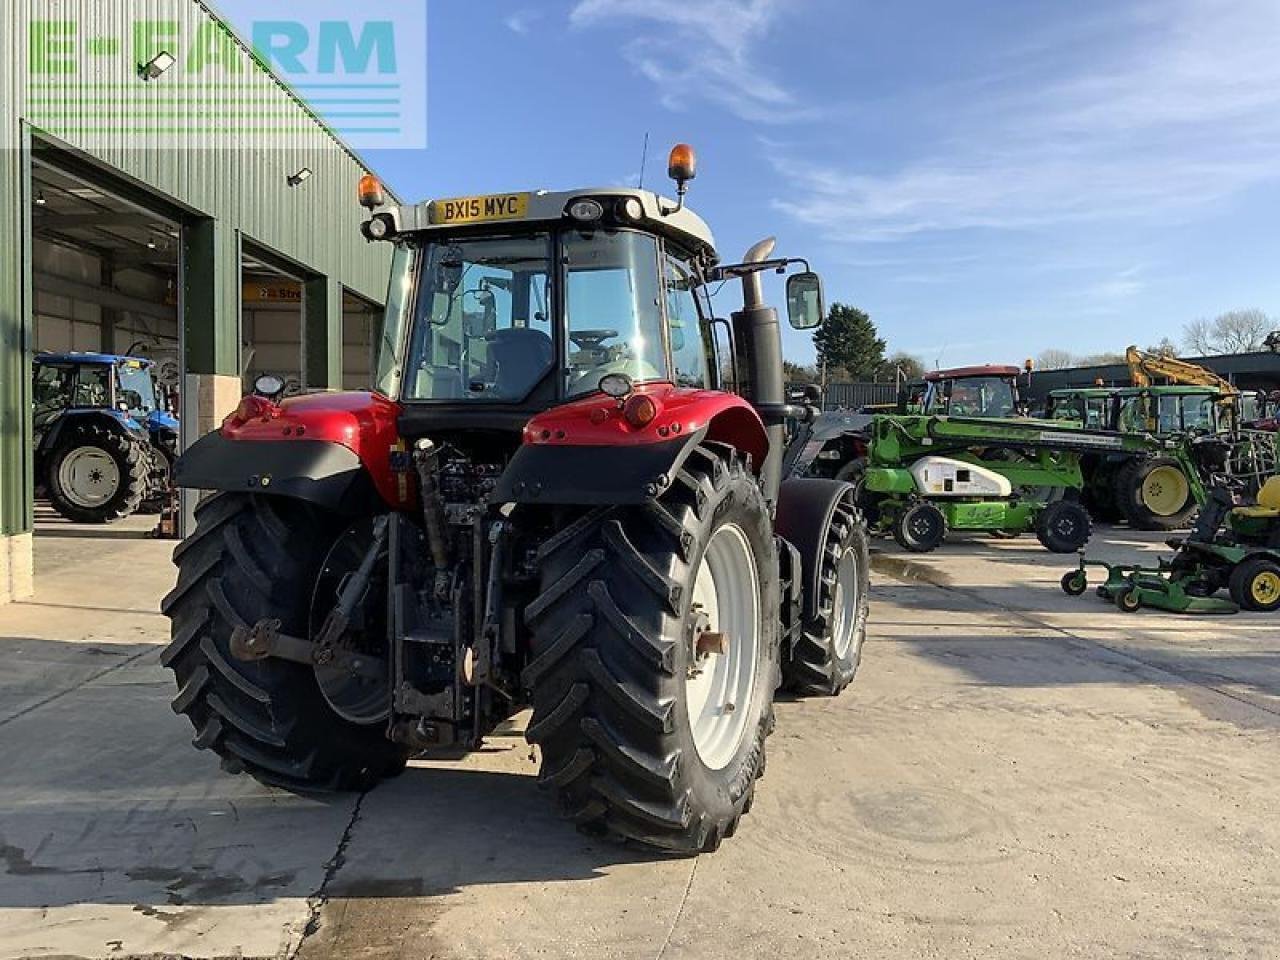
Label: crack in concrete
xmin=654 ymin=855 xmax=698 ymax=960
xmin=288 ymin=790 xmax=368 ymax=959
xmin=0 ymin=647 xmax=153 ymax=729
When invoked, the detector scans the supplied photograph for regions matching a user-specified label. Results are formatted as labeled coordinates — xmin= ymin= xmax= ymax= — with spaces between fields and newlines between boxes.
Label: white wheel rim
xmin=685 ymin=523 xmax=760 ymax=771
xmin=831 ymin=547 xmax=860 ymax=659
xmin=57 ymin=447 xmax=120 ymax=508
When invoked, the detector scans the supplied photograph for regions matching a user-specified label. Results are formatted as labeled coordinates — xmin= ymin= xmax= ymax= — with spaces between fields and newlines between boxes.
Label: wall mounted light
xmin=139 ymin=51 xmax=176 ymax=81
xmin=287 ymin=167 xmax=314 ymax=187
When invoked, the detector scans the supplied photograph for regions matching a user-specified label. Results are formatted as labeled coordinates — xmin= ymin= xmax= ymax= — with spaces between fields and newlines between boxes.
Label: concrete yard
xmin=1 ymin=519 xmax=1276 ymax=959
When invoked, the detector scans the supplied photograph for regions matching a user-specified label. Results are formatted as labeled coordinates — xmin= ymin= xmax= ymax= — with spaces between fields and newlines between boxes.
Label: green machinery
xmin=1044 ymin=384 xmax=1251 ymax=529
xmin=1062 ymin=477 xmax=1280 ymax=614
xmin=857 ymin=413 xmax=1201 ymax=554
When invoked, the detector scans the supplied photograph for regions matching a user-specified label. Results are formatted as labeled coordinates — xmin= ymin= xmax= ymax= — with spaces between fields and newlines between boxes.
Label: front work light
xmin=618 ymin=197 xmax=645 ymax=221
xmin=569 ymin=198 xmax=604 ymax=222
xmin=599 ymin=373 xmax=634 ymax=398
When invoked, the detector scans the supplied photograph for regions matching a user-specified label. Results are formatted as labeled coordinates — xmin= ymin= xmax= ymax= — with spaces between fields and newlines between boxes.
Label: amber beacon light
xmin=359 ymin=174 xmax=387 ymax=210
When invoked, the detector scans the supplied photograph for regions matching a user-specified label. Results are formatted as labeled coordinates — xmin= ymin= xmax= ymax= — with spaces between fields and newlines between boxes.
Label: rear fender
xmin=492 ymin=384 xmax=769 ymax=505
xmin=775 ymin=477 xmax=857 ymax=620
xmin=41 ymin=409 xmax=140 ymax=453
xmin=174 ymin=391 xmax=411 ymax=513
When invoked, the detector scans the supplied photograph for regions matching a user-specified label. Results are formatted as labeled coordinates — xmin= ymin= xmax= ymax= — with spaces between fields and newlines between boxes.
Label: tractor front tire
xmin=161 ymin=494 xmax=409 ymax=792
xmin=523 ymin=443 xmax=778 ymax=852
xmin=785 ymin=493 xmax=870 ymax=697
xmin=1116 ymin=457 xmax=1196 ymax=531
xmin=1035 ymin=500 xmax=1093 ymax=554
xmin=46 ymin=425 xmax=148 ymax=524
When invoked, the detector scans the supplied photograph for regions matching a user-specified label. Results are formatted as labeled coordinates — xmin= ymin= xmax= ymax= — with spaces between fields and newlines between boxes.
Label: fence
xmin=789 ymin=381 xmax=899 ymax=411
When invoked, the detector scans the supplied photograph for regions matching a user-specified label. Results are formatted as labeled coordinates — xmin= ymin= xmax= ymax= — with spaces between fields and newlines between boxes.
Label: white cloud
xmin=1088 ymin=265 xmax=1146 ymax=301
xmin=569 ymin=0 xmax=805 ymax=122
xmin=771 ymin=0 xmax=1280 ymax=240
xmin=505 ymin=9 xmax=542 ymax=34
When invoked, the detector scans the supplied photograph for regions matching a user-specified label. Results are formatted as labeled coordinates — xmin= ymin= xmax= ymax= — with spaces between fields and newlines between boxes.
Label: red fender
xmin=522 ymin=383 xmax=770 ymax=473
xmin=221 ymin=391 xmax=411 ymax=509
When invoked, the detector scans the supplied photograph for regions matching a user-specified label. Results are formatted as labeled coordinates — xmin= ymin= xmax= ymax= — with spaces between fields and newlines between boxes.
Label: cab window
xmin=404 ymin=234 xmax=554 ymax=402
xmin=664 ymin=254 xmax=710 ymax=389
xmin=33 ymin=364 xmax=72 ymax=423
xmin=73 ymin=365 xmax=111 ymax=407
xmin=563 ymin=230 xmax=667 ymax=397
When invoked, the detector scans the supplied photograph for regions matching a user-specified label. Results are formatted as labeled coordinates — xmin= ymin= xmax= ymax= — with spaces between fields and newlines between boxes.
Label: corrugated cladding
xmin=7 ymin=0 xmax=392 ymax=300
xmin=0 ymin=0 xmax=398 ymax=534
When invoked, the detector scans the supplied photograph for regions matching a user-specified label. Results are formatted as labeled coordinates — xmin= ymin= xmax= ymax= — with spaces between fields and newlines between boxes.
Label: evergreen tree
xmin=814 ymin=303 xmax=886 ymax=380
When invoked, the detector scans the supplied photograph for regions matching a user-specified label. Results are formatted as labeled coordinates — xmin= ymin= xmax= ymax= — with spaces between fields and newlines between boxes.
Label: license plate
xmin=430 ymin=192 xmax=530 ymax=226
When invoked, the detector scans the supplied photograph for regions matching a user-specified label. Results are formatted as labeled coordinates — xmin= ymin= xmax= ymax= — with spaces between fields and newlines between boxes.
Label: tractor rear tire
xmin=46 ymin=424 xmax=147 ymax=524
xmin=523 ymin=443 xmax=778 ymax=852
xmin=784 ymin=493 xmax=870 ymax=697
xmin=161 ymin=493 xmax=409 ymax=792
xmin=1116 ymin=457 xmax=1196 ymax=531
xmin=1035 ymin=500 xmax=1093 ymax=553
xmin=1228 ymin=558 xmax=1280 ymax=612
xmin=893 ymin=502 xmax=947 ymax=553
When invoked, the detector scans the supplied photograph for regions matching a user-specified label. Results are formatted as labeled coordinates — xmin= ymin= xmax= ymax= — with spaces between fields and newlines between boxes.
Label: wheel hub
xmin=1252 ymin=571 xmax=1280 ymax=605
xmin=1142 ymin=466 xmax=1190 ymax=516
xmin=57 ymin=446 xmax=121 ymax=508
xmin=684 ymin=524 xmax=760 ymax=771
xmin=831 ymin=547 xmax=860 ymax=659
xmin=310 ymin=520 xmax=393 ymax=725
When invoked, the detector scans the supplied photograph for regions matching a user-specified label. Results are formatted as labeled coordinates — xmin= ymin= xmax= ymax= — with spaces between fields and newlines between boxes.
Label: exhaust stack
xmin=732 ymin=237 xmax=786 ymax=505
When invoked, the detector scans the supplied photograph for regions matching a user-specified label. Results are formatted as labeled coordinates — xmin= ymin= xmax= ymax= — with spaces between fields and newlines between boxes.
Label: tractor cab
xmin=33 ymin=353 xmax=176 ymax=436
xmin=907 ymin=364 xmax=1031 ymax=418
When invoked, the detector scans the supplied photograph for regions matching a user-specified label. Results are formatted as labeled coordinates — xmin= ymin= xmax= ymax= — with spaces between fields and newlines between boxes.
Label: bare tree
xmin=1145 ymin=337 xmax=1179 ymax=357
xmin=886 ymin=351 xmax=926 ymax=382
xmin=1035 ymin=348 xmax=1077 ymax=370
xmin=1077 ymin=352 xmax=1126 ymax=366
xmin=1182 ymin=310 xmax=1273 ymax=355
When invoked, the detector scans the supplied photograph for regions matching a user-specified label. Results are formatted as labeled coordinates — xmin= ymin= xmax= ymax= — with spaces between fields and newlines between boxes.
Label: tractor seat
xmin=485 ymin=328 xmax=553 ymax=399
xmin=1232 ymin=476 xmax=1280 ymax=519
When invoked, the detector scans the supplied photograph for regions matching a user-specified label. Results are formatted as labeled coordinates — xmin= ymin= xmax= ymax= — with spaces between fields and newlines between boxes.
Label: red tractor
xmin=161 ymin=147 xmax=870 ymax=852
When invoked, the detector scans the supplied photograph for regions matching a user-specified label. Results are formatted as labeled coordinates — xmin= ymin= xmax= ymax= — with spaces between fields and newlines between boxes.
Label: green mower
xmin=1062 ymin=477 xmax=1280 ymax=614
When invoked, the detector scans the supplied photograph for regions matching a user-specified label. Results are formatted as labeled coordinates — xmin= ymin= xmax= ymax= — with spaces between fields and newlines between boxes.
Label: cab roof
xmin=925 ymin=364 xmax=1023 ymax=382
xmin=35 ymin=352 xmax=153 ymax=368
xmin=1050 ymin=385 xmax=1224 ymax=398
xmin=380 ymin=187 xmax=718 ymax=260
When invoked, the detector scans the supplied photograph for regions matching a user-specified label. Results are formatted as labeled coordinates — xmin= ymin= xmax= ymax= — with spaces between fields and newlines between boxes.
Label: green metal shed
xmin=0 ymin=0 xmax=396 ymax=602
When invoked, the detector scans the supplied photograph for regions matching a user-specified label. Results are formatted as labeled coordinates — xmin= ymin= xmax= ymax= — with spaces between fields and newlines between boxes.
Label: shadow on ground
xmin=0 ymin=636 xmax=674 ymax=916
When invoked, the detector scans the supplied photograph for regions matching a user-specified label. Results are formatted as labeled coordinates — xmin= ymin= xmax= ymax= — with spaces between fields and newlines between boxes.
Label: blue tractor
xmin=32 ymin=353 xmax=179 ymax=523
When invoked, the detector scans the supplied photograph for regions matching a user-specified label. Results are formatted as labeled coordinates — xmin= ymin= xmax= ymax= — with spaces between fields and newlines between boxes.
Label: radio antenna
xmin=638 ymin=132 xmax=650 ymax=189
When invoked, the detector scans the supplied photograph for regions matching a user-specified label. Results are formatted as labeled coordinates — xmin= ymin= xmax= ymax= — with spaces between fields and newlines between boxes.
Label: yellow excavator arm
xmin=1124 ymin=345 xmax=1238 ymax=395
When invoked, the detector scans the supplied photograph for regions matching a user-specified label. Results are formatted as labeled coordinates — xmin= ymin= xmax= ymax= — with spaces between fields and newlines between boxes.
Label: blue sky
xmin=218 ymin=0 xmax=1280 ymax=368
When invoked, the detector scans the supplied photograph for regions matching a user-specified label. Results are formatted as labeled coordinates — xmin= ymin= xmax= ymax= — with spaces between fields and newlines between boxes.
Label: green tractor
xmin=1044 ymin=385 xmax=1262 ymax=530
xmin=1063 ymin=476 xmax=1280 ymax=614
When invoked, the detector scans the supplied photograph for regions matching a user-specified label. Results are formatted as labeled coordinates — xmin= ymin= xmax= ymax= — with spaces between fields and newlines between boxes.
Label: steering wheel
xmin=569 ymin=329 xmax=620 ymax=351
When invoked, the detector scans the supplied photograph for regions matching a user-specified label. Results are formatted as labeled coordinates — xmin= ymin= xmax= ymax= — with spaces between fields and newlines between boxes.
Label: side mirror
xmin=786 ymin=272 xmax=824 ymax=331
